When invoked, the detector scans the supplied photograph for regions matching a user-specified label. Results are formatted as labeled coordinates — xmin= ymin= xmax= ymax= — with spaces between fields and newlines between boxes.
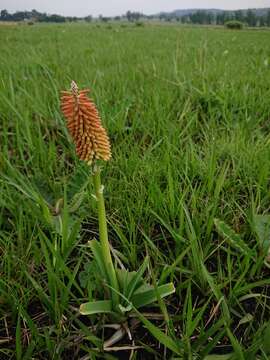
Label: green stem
xmin=92 ymin=165 xmax=119 ymax=309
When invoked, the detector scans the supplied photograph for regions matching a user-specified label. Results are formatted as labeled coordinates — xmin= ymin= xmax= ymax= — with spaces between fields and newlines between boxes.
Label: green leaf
xmin=226 ymin=327 xmax=245 ymax=360
xmin=89 ymin=239 xmax=109 ymax=283
xmin=69 ymin=189 xmax=87 ymax=213
xmin=134 ymin=310 xmax=181 ymax=355
xmin=126 ymin=256 xmax=149 ymax=299
xmin=214 ymin=219 xmax=251 ymax=256
xmin=131 ymin=283 xmax=175 ymax=308
xmin=198 ymin=319 xmax=226 ymax=357
xmin=116 ymin=269 xmax=139 ymax=296
xmin=24 ymin=272 xmax=53 ymax=314
xmin=79 ymin=262 xmax=97 ymax=289
xmin=204 ymin=355 xmax=234 ymax=360
xmin=238 ymin=313 xmax=253 ymax=326
xmin=116 ymin=257 xmax=149 ymax=301
xmin=67 ymin=165 xmax=89 ymax=200
xmin=118 ymin=303 xmax=133 ymax=313
xmin=201 ymin=263 xmax=231 ymax=324
xmin=64 ymin=219 xmax=81 ymax=258
xmin=262 ymin=322 xmax=270 ymax=354
xmin=80 ymin=300 xmax=113 ymax=315
xmin=253 ymin=215 xmax=270 ymax=253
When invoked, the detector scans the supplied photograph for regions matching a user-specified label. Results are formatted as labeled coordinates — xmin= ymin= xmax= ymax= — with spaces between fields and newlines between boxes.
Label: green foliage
xmin=135 ymin=21 xmax=144 ymax=27
xmin=1 ymin=23 xmax=270 ymax=358
xmin=80 ymin=300 xmax=113 ymax=315
xmin=214 ymin=219 xmax=252 ymax=256
xmin=80 ymin=246 xmax=175 ymax=316
xmin=225 ymin=20 xmax=244 ymax=29
xmin=253 ymin=214 xmax=270 ymax=254
xmin=204 ymin=355 xmax=234 ymax=360
xmin=262 ymin=323 xmax=270 ymax=354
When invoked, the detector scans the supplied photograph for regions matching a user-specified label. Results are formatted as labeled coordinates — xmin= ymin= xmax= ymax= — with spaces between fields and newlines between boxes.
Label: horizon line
xmin=1 ymin=6 xmax=269 ymax=17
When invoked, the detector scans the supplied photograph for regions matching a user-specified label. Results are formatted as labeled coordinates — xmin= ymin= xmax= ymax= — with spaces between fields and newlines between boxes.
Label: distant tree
xmin=0 ymin=8 xmax=83 ymax=22
xmin=224 ymin=11 xmax=234 ymax=22
xmin=38 ymin=13 xmax=49 ymax=22
xmin=235 ymin=10 xmax=244 ymax=22
xmin=190 ymin=11 xmax=200 ymax=24
xmin=54 ymin=14 xmax=65 ymax=22
xmin=66 ymin=16 xmax=78 ymax=22
xmin=85 ymin=15 xmax=92 ymax=22
xmin=258 ymin=16 xmax=266 ymax=26
xmin=126 ymin=10 xmax=132 ymax=21
xmin=246 ymin=9 xmax=257 ymax=27
xmin=98 ymin=15 xmax=110 ymax=22
xmin=30 ymin=9 xmax=40 ymax=19
xmin=267 ymin=10 xmax=270 ymax=26
xmin=189 ymin=11 xmax=214 ymax=25
xmin=0 ymin=9 xmax=10 ymax=21
xmin=46 ymin=14 xmax=65 ymax=22
xmin=216 ymin=12 xmax=225 ymax=25
xmin=225 ymin=20 xmax=244 ymax=29
xmin=126 ymin=10 xmax=141 ymax=22
xmin=206 ymin=12 xmax=214 ymax=24
xmin=181 ymin=15 xmax=191 ymax=24
xmin=12 ymin=11 xmax=29 ymax=21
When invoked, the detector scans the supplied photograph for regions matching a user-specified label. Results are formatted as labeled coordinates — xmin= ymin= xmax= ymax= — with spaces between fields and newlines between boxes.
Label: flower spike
xmin=61 ymin=81 xmax=111 ymax=165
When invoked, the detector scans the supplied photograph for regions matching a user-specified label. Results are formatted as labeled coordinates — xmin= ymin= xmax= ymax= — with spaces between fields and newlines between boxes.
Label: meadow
xmin=1 ymin=22 xmax=270 ymax=359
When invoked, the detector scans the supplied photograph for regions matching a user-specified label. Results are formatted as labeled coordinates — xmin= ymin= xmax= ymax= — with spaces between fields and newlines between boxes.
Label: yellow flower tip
xmin=71 ymin=80 xmax=79 ymax=97
xmin=60 ymin=82 xmax=111 ymax=165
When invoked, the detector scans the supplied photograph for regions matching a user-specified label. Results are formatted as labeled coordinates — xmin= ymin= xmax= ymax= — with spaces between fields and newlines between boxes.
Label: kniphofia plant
xmin=61 ymin=81 xmax=175 ymax=320
xmin=61 ymin=81 xmax=119 ymax=309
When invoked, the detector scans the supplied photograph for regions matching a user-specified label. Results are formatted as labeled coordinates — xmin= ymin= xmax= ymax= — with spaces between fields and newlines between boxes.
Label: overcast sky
xmin=0 ymin=0 xmax=269 ymax=17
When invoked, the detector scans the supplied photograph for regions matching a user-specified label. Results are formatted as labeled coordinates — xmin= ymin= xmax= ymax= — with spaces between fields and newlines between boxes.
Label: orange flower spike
xmin=60 ymin=81 xmax=111 ymax=165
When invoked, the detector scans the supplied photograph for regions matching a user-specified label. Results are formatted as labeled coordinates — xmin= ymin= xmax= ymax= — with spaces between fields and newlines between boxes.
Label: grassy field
xmin=1 ymin=22 xmax=270 ymax=359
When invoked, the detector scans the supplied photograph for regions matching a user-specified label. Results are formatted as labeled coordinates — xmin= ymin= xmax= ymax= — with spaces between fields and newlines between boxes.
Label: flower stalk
xmin=92 ymin=165 xmax=119 ymax=308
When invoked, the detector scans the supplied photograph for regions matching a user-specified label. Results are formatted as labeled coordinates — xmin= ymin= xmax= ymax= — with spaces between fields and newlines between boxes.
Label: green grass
xmin=1 ymin=22 xmax=270 ymax=359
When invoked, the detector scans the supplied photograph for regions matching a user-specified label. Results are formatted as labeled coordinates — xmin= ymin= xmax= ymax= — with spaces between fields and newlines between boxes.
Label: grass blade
xmin=80 ymin=300 xmax=113 ymax=315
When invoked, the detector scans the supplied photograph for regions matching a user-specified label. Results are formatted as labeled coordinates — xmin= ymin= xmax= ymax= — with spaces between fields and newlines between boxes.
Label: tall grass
xmin=1 ymin=22 xmax=270 ymax=358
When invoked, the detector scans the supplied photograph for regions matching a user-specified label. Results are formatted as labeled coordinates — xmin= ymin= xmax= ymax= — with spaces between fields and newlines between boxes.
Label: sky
xmin=0 ymin=0 xmax=270 ymax=17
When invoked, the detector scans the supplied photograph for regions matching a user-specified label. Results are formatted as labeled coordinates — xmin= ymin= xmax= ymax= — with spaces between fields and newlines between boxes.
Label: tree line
xmin=158 ymin=9 xmax=270 ymax=27
xmin=1 ymin=8 xmax=270 ymax=27
xmin=0 ymin=9 xmax=68 ymax=22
